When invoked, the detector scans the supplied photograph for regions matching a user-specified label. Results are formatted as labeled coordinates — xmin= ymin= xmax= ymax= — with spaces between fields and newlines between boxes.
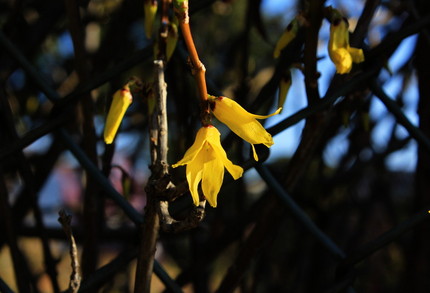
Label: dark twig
xmin=350 ymin=0 xmax=381 ymax=47
xmin=78 ymin=247 xmax=137 ymax=293
xmin=0 ymin=171 xmax=32 ymax=292
xmin=370 ymin=80 xmax=430 ymax=153
xmin=256 ymin=164 xmax=346 ymax=260
xmin=64 ymin=0 xmax=102 ymax=277
xmin=0 ymin=112 xmax=70 ymax=161
xmin=58 ymin=210 xmax=81 ymax=293
xmin=58 ymin=129 xmax=144 ymax=224
xmin=338 ymin=209 xmax=430 ymax=271
xmin=303 ymin=0 xmax=324 ymax=103
xmin=0 ymin=278 xmax=14 ymax=293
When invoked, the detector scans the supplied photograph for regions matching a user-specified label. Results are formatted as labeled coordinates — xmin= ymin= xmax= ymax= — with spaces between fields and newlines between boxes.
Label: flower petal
xmin=172 ymin=127 xmax=208 ymax=167
xmin=211 ymin=97 xmax=277 ymax=149
xmin=250 ymin=144 xmax=258 ymax=161
xmin=186 ymin=153 xmax=203 ymax=206
xmin=207 ymin=137 xmax=244 ymax=179
xmin=329 ymin=47 xmax=353 ymax=74
xmin=347 ymin=47 xmax=365 ymax=64
xmin=201 ymin=149 xmax=224 ymax=207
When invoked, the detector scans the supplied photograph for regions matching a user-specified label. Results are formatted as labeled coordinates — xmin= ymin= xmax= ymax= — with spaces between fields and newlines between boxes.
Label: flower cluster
xmin=173 ymin=96 xmax=281 ymax=207
xmin=273 ymin=8 xmax=365 ymax=75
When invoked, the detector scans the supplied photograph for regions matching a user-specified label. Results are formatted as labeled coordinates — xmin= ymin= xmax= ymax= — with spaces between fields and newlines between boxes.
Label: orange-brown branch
xmin=179 ymin=21 xmax=208 ymax=102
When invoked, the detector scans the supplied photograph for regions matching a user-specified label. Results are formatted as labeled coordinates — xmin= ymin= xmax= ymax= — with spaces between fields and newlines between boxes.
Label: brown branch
xmin=350 ymin=0 xmax=381 ymax=47
xmin=303 ymin=0 xmax=324 ymax=103
xmin=134 ymin=57 xmax=170 ymax=292
xmin=176 ymin=1 xmax=208 ymax=104
xmin=58 ymin=210 xmax=81 ymax=293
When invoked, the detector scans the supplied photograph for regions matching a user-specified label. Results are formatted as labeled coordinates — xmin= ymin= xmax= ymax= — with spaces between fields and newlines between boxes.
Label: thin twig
xmin=64 ymin=0 xmax=101 ymax=277
xmin=58 ymin=210 xmax=81 ymax=293
xmin=303 ymin=0 xmax=324 ymax=103
xmin=255 ymin=164 xmax=346 ymax=260
xmin=370 ymin=80 xmax=430 ymax=153
xmin=176 ymin=1 xmax=208 ymax=104
xmin=350 ymin=0 xmax=381 ymax=47
xmin=0 ymin=171 xmax=32 ymax=292
xmin=0 ymin=278 xmax=15 ymax=293
xmin=338 ymin=209 xmax=430 ymax=271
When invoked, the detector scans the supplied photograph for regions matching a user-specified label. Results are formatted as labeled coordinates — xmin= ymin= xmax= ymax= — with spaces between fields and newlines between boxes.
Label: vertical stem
xmin=179 ymin=22 xmax=208 ymax=102
xmin=64 ymin=0 xmax=102 ymax=278
xmin=303 ymin=0 xmax=324 ymax=103
xmin=134 ymin=61 xmax=169 ymax=293
xmin=176 ymin=1 xmax=208 ymax=103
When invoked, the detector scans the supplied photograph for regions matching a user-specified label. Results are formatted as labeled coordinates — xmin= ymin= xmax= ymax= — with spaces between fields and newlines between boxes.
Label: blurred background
xmin=1 ymin=0 xmax=430 ymax=292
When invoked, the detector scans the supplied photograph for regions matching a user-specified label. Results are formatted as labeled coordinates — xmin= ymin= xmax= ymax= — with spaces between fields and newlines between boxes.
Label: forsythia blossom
xmin=209 ymin=96 xmax=281 ymax=161
xmin=104 ymin=85 xmax=133 ymax=144
xmin=172 ymin=125 xmax=243 ymax=207
xmin=328 ymin=17 xmax=364 ymax=74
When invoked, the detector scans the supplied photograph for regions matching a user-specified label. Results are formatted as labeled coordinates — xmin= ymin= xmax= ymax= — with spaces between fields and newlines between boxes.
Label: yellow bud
xmin=166 ymin=22 xmax=178 ymax=61
xmin=104 ymin=85 xmax=133 ymax=144
xmin=144 ymin=0 xmax=158 ymax=39
xmin=278 ymin=70 xmax=292 ymax=112
xmin=273 ymin=18 xmax=299 ymax=58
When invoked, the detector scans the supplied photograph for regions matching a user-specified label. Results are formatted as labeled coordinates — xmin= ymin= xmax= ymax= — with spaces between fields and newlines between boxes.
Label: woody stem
xmin=179 ymin=19 xmax=208 ymax=102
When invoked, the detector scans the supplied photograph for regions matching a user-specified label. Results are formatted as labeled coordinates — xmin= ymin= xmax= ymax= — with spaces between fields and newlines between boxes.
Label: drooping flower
xmin=328 ymin=17 xmax=364 ymax=74
xmin=209 ymin=96 xmax=281 ymax=161
xmin=104 ymin=85 xmax=133 ymax=144
xmin=172 ymin=125 xmax=243 ymax=207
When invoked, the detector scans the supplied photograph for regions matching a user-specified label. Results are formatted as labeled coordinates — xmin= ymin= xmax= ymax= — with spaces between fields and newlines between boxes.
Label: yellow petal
xmin=329 ymin=47 xmax=353 ymax=74
xmin=104 ymin=85 xmax=133 ymax=144
xmin=347 ymin=47 xmax=364 ymax=64
xmin=211 ymin=97 xmax=278 ymax=148
xmin=201 ymin=149 xmax=224 ymax=207
xmin=186 ymin=157 xmax=203 ymax=206
xmin=250 ymin=144 xmax=258 ymax=161
xmin=172 ymin=127 xmax=208 ymax=167
xmin=206 ymin=130 xmax=243 ymax=179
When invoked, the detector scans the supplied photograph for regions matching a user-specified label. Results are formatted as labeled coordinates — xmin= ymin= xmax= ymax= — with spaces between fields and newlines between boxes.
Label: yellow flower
xmin=104 ymin=85 xmax=133 ymax=144
xmin=172 ymin=125 xmax=243 ymax=207
xmin=328 ymin=17 xmax=364 ymax=74
xmin=209 ymin=96 xmax=281 ymax=161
